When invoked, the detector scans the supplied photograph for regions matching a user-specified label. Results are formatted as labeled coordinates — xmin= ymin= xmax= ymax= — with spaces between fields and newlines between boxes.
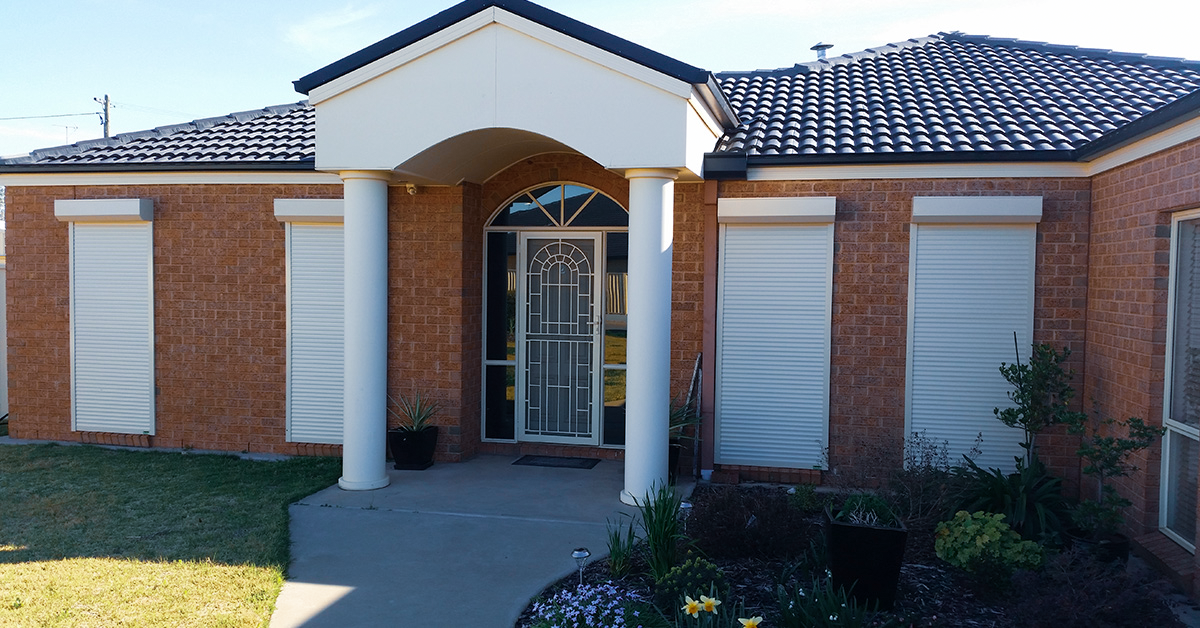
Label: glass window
xmin=1166 ymin=430 xmax=1199 ymax=542
xmin=1164 ymin=214 xmax=1200 ymax=549
xmin=485 ymin=232 xmax=517 ymax=361
xmin=489 ymin=185 xmax=628 ymax=228
xmin=604 ymin=232 xmax=628 ymax=365
xmin=1170 ymin=218 xmax=1200 ymax=428
xmin=603 ymin=368 xmax=626 ymax=446
xmin=484 ymin=365 xmax=516 ymax=440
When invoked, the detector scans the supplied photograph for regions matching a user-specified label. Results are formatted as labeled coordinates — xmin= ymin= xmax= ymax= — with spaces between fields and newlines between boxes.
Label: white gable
xmin=310 ymin=7 xmax=720 ymax=181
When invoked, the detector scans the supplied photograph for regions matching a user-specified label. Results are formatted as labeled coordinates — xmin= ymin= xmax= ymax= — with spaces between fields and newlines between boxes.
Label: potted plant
xmin=826 ymin=492 xmax=907 ymax=610
xmin=668 ymin=395 xmax=700 ymax=484
xmin=1064 ymin=410 xmax=1164 ymax=562
xmin=386 ymin=392 xmax=440 ymax=470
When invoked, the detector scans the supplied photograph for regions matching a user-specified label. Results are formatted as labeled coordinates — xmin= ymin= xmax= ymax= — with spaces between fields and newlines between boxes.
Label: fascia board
xmin=0 ymin=172 xmax=342 ymax=186
xmin=747 ymin=162 xmax=1088 ymax=181
xmin=1087 ymin=113 xmax=1200 ymax=175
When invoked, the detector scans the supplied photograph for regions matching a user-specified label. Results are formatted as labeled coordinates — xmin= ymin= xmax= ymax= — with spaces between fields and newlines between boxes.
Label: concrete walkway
xmin=269 ymin=455 xmax=632 ymax=627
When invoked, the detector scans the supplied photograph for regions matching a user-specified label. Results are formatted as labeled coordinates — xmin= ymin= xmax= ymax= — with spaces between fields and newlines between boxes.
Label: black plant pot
xmin=826 ymin=507 xmax=908 ymax=610
xmin=387 ymin=426 xmax=438 ymax=470
xmin=1065 ymin=528 xmax=1130 ymax=564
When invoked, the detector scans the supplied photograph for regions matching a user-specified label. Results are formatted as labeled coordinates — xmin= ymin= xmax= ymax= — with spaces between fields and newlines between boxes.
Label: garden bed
xmin=517 ymin=483 xmax=1184 ymax=628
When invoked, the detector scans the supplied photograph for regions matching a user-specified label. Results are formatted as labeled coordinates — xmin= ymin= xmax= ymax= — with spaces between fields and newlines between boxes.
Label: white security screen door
xmin=518 ymin=234 xmax=603 ymax=444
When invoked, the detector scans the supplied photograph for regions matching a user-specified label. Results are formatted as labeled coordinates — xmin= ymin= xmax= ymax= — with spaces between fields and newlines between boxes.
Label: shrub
xmin=886 ymin=431 xmax=967 ymax=529
xmin=633 ymin=482 xmax=684 ymax=582
xmin=688 ymin=486 xmax=817 ymax=559
xmin=935 ymin=510 xmax=1043 ymax=579
xmin=1067 ymin=411 xmax=1164 ymax=537
xmin=787 ymin=483 xmax=829 ymax=513
xmin=956 ymin=455 xmax=1068 ymax=543
xmin=1007 ymin=548 xmax=1178 ymax=628
xmin=654 ymin=554 xmax=728 ymax=611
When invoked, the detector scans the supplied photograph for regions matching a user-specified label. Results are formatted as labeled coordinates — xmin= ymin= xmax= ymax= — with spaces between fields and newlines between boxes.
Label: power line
xmin=0 ymin=112 xmax=97 ymax=121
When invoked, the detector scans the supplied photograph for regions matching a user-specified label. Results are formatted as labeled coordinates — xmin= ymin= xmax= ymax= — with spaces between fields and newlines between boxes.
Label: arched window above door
xmin=489 ymin=184 xmax=627 ymax=228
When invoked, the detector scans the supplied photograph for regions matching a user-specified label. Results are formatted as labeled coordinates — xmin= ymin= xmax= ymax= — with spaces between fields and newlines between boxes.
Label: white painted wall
xmin=313 ymin=14 xmax=712 ymax=179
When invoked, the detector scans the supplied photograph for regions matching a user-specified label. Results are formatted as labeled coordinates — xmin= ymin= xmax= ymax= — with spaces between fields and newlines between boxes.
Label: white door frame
xmin=516 ymin=231 xmax=605 ymax=445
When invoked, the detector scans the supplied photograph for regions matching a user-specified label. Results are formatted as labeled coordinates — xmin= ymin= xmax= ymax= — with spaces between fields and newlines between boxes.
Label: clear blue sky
xmin=3 ymin=0 xmax=1199 ymax=158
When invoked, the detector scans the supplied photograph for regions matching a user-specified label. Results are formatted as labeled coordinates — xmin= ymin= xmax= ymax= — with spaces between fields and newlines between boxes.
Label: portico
xmin=293 ymin=0 xmax=736 ymax=502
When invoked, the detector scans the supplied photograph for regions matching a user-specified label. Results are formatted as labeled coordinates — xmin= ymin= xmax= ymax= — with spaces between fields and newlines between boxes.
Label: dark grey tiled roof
xmin=5 ymin=32 xmax=1200 ymax=172
xmin=715 ymin=33 xmax=1200 ymax=162
xmin=0 ymin=102 xmax=313 ymax=170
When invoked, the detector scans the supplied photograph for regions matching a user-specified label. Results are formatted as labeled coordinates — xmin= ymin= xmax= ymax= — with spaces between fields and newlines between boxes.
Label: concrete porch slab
xmin=270 ymin=455 xmax=636 ymax=627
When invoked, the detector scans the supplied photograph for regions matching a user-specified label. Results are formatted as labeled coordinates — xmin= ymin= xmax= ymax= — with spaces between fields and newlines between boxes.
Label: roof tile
xmin=715 ymin=33 xmax=1200 ymax=160
xmin=0 ymin=102 xmax=313 ymax=168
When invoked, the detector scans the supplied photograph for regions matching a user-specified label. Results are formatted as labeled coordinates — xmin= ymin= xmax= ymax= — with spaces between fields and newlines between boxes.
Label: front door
xmin=517 ymin=233 xmax=603 ymax=444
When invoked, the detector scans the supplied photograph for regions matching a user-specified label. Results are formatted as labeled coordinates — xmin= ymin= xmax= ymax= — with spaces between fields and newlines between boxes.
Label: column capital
xmin=624 ymin=168 xmax=680 ymax=181
xmin=339 ymin=170 xmax=393 ymax=183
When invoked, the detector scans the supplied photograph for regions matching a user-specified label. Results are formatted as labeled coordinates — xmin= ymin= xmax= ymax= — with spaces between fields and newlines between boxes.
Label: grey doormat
xmin=512 ymin=455 xmax=600 ymax=469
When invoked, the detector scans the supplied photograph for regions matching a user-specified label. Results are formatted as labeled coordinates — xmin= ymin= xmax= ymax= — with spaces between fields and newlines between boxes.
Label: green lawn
xmin=0 ymin=444 xmax=341 ymax=627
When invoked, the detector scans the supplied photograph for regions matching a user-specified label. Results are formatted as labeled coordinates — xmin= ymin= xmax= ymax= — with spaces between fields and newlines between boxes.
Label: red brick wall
xmin=6 ymin=183 xmax=343 ymax=455
xmin=1089 ymin=136 xmax=1200 ymax=540
xmin=713 ymin=178 xmax=1092 ymax=484
xmin=6 ymin=187 xmax=71 ymax=442
xmin=386 ymin=185 xmax=472 ymax=461
xmin=671 ymin=182 xmax=707 ymax=395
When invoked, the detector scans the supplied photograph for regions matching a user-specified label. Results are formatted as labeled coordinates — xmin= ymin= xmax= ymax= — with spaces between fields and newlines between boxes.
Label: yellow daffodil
xmin=739 ymin=617 xmax=763 ymax=627
xmin=701 ymin=595 xmax=722 ymax=613
xmin=682 ymin=596 xmax=701 ymax=617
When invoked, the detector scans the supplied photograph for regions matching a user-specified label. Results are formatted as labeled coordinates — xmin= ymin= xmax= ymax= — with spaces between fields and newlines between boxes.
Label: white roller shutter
xmin=286 ymin=224 xmax=344 ymax=444
xmin=716 ymin=223 xmax=832 ymax=468
xmin=69 ymin=222 xmax=155 ymax=434
xmin=906 ymin=224 xmax=1035 ymax=469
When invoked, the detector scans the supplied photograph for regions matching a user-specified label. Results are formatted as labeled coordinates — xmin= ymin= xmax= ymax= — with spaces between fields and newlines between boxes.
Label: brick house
xmin=2 ymin=0 xmax=1200 ymax=588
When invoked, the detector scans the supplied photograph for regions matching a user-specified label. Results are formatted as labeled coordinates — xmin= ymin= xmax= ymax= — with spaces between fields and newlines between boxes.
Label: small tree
xmin=995 ymin=337 xmax=1087 ymax=468
xmin=1067 ymin=410 xmax=1164 ymax=537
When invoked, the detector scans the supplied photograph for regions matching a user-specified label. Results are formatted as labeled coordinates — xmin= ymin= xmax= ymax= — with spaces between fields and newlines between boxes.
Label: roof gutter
xmin=1074 ymin=89 xmax=1200 ymax=161
xmin=703 ymin=148 xmax=1080 ymax=177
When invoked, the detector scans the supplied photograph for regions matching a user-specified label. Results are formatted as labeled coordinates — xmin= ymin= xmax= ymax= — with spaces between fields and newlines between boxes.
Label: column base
xmin=338 ymin=475 xmax=391 ymax=491
xmin=620 ymin=490 xmax=640 ymax=506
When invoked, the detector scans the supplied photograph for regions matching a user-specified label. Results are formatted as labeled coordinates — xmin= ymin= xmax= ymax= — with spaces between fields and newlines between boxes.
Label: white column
xmin=339 ymin=171 xmax=391 ymax=491
xmin=621 ymin=168 xmax=678 ymax=505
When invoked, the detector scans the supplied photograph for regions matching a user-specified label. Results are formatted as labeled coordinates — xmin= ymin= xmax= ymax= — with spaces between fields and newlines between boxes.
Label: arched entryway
xmin=482 ymin=184 xmax=629 ymax=448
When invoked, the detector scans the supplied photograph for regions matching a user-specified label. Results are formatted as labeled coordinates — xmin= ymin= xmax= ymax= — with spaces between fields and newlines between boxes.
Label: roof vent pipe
xmin=811 ymin=42 xmax=834 ymax=60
